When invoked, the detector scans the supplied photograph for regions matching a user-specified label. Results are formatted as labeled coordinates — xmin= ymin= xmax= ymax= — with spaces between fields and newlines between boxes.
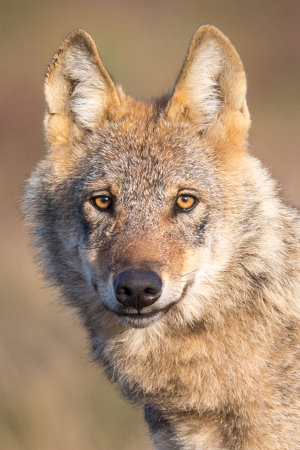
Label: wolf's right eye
xmin=91 ymin=195 xmax=112 ymax=211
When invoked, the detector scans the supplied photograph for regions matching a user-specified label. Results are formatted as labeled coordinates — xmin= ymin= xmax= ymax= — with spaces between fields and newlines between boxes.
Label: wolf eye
xmin=176 ymin=195 xmax=197 ymax=211
xmin=91 ymin=195 xmax=112 ymax=211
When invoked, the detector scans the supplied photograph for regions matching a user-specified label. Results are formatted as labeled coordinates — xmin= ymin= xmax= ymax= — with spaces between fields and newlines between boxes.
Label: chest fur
xmin=95 ymin=324 xmax=266 ymax=413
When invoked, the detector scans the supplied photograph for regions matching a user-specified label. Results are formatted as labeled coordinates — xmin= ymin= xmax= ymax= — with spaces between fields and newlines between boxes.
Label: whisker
xmin=173 ymin=268 xmax=200 ymax=280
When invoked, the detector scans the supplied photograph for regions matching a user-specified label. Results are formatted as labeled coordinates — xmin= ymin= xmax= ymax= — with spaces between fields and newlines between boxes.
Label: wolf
xmin=24 ymin=25 xmax=300 ymax=449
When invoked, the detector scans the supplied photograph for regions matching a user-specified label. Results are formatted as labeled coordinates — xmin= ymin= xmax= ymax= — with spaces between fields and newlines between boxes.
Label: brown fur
xmin=24 ymin=26 xmax=300 ymax=449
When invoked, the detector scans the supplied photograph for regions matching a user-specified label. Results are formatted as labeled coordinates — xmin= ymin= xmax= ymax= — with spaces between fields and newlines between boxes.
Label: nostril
xmin=143 ymin=287 xmax=160 ymax=299
xmin=117 ymin=286 xmax=131 ymax=296
xmin=116 ymin=286 xmax=132 ymax=303
xmin=144 ymin=287 xmax=156 ymax=294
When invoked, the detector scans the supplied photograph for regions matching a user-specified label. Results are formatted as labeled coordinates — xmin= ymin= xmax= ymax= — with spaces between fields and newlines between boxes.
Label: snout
xmin=113 ymin=269 xmax=162 ymax=311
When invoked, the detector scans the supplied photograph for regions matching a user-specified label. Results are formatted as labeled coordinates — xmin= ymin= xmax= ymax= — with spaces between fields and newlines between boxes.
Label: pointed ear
xmin=167 ymin=25 xmax=250 ymax=149
xmin=44 ymin=29 xmax=119 ymax=146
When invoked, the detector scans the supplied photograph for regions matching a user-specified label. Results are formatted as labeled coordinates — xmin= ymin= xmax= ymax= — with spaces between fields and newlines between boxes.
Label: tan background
xmin=1 ymin=1 xmax=299 ymax=449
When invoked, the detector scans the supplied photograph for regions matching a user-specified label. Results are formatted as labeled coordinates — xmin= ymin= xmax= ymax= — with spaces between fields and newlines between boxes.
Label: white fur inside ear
xmin=185 ymin=40 xmax=222 ymax=126
xmin=64 ymin=47 xmax=107 ymax=127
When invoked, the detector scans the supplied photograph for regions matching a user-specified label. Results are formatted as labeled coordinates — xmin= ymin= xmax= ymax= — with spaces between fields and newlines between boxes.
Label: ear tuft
xmin=183 ymin=38 xmax=223 ymax=125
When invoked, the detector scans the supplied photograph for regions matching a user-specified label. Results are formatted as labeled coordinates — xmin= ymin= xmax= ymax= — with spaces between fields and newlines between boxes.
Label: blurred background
xmin=1 ymin=0 xmax=299 ymax=449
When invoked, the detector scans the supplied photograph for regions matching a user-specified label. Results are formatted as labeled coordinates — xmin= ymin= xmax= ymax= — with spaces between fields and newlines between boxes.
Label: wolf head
xmin=25 ymin=26 xmax=265 ymax=330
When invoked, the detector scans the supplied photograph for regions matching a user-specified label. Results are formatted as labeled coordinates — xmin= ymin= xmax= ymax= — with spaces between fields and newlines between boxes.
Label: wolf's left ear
xmin=44 ymin=29 xmax=119 ymax=145
xmin=167 ymin=25 xmax=250 ymax=148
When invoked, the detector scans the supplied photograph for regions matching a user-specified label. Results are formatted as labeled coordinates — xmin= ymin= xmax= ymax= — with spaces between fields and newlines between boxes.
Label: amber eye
xmin=92 ymin=195 xmax=112 ymax=211
xmin=176 ymin=195 xmax=197 ymax=211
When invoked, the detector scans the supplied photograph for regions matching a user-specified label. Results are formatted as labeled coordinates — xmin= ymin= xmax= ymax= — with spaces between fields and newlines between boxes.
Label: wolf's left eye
xmin=91 ymin=195 xmax=112 ymax=211
xmin=176 ymin=195 xmax=197 ymax=211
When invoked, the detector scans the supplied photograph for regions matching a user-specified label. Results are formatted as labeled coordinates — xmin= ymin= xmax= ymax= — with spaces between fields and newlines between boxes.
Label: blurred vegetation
xmin=1 ymin=0 xmax=299 ymax=449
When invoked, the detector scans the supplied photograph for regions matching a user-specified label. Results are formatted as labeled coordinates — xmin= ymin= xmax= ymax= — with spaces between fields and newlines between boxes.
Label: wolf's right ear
xmin=44 ymin=29 xmax=119 ymax=146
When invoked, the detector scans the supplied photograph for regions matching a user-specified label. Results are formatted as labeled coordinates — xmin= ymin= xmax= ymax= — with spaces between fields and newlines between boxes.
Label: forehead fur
xmin=52 ymin=98 xmax=209 ymax=163
xmin=74 ymin=100 xmax=220 ymax=193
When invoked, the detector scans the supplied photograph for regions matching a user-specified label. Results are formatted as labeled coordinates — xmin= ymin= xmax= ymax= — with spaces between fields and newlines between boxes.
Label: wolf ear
xmin=167 ymin=25 xmax=250 ymax=148
xmin=44 ymin=29 xmax=119 ymax=145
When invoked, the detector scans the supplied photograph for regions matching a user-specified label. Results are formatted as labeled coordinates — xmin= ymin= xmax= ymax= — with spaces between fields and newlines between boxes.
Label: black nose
xmin=113 ymin=269 xmax=162 ymax=311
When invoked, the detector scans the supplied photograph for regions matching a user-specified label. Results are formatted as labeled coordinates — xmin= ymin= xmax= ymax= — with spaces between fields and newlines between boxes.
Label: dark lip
xmin=116 ymin=302 xmax=177 ymax=319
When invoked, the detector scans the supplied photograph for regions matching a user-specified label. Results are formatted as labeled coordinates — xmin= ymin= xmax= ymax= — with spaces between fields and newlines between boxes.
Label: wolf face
xmin=25 ymin=26 xmax=254 ymax=330
xmin=63 ymin=120 xmax=224 ymax=329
